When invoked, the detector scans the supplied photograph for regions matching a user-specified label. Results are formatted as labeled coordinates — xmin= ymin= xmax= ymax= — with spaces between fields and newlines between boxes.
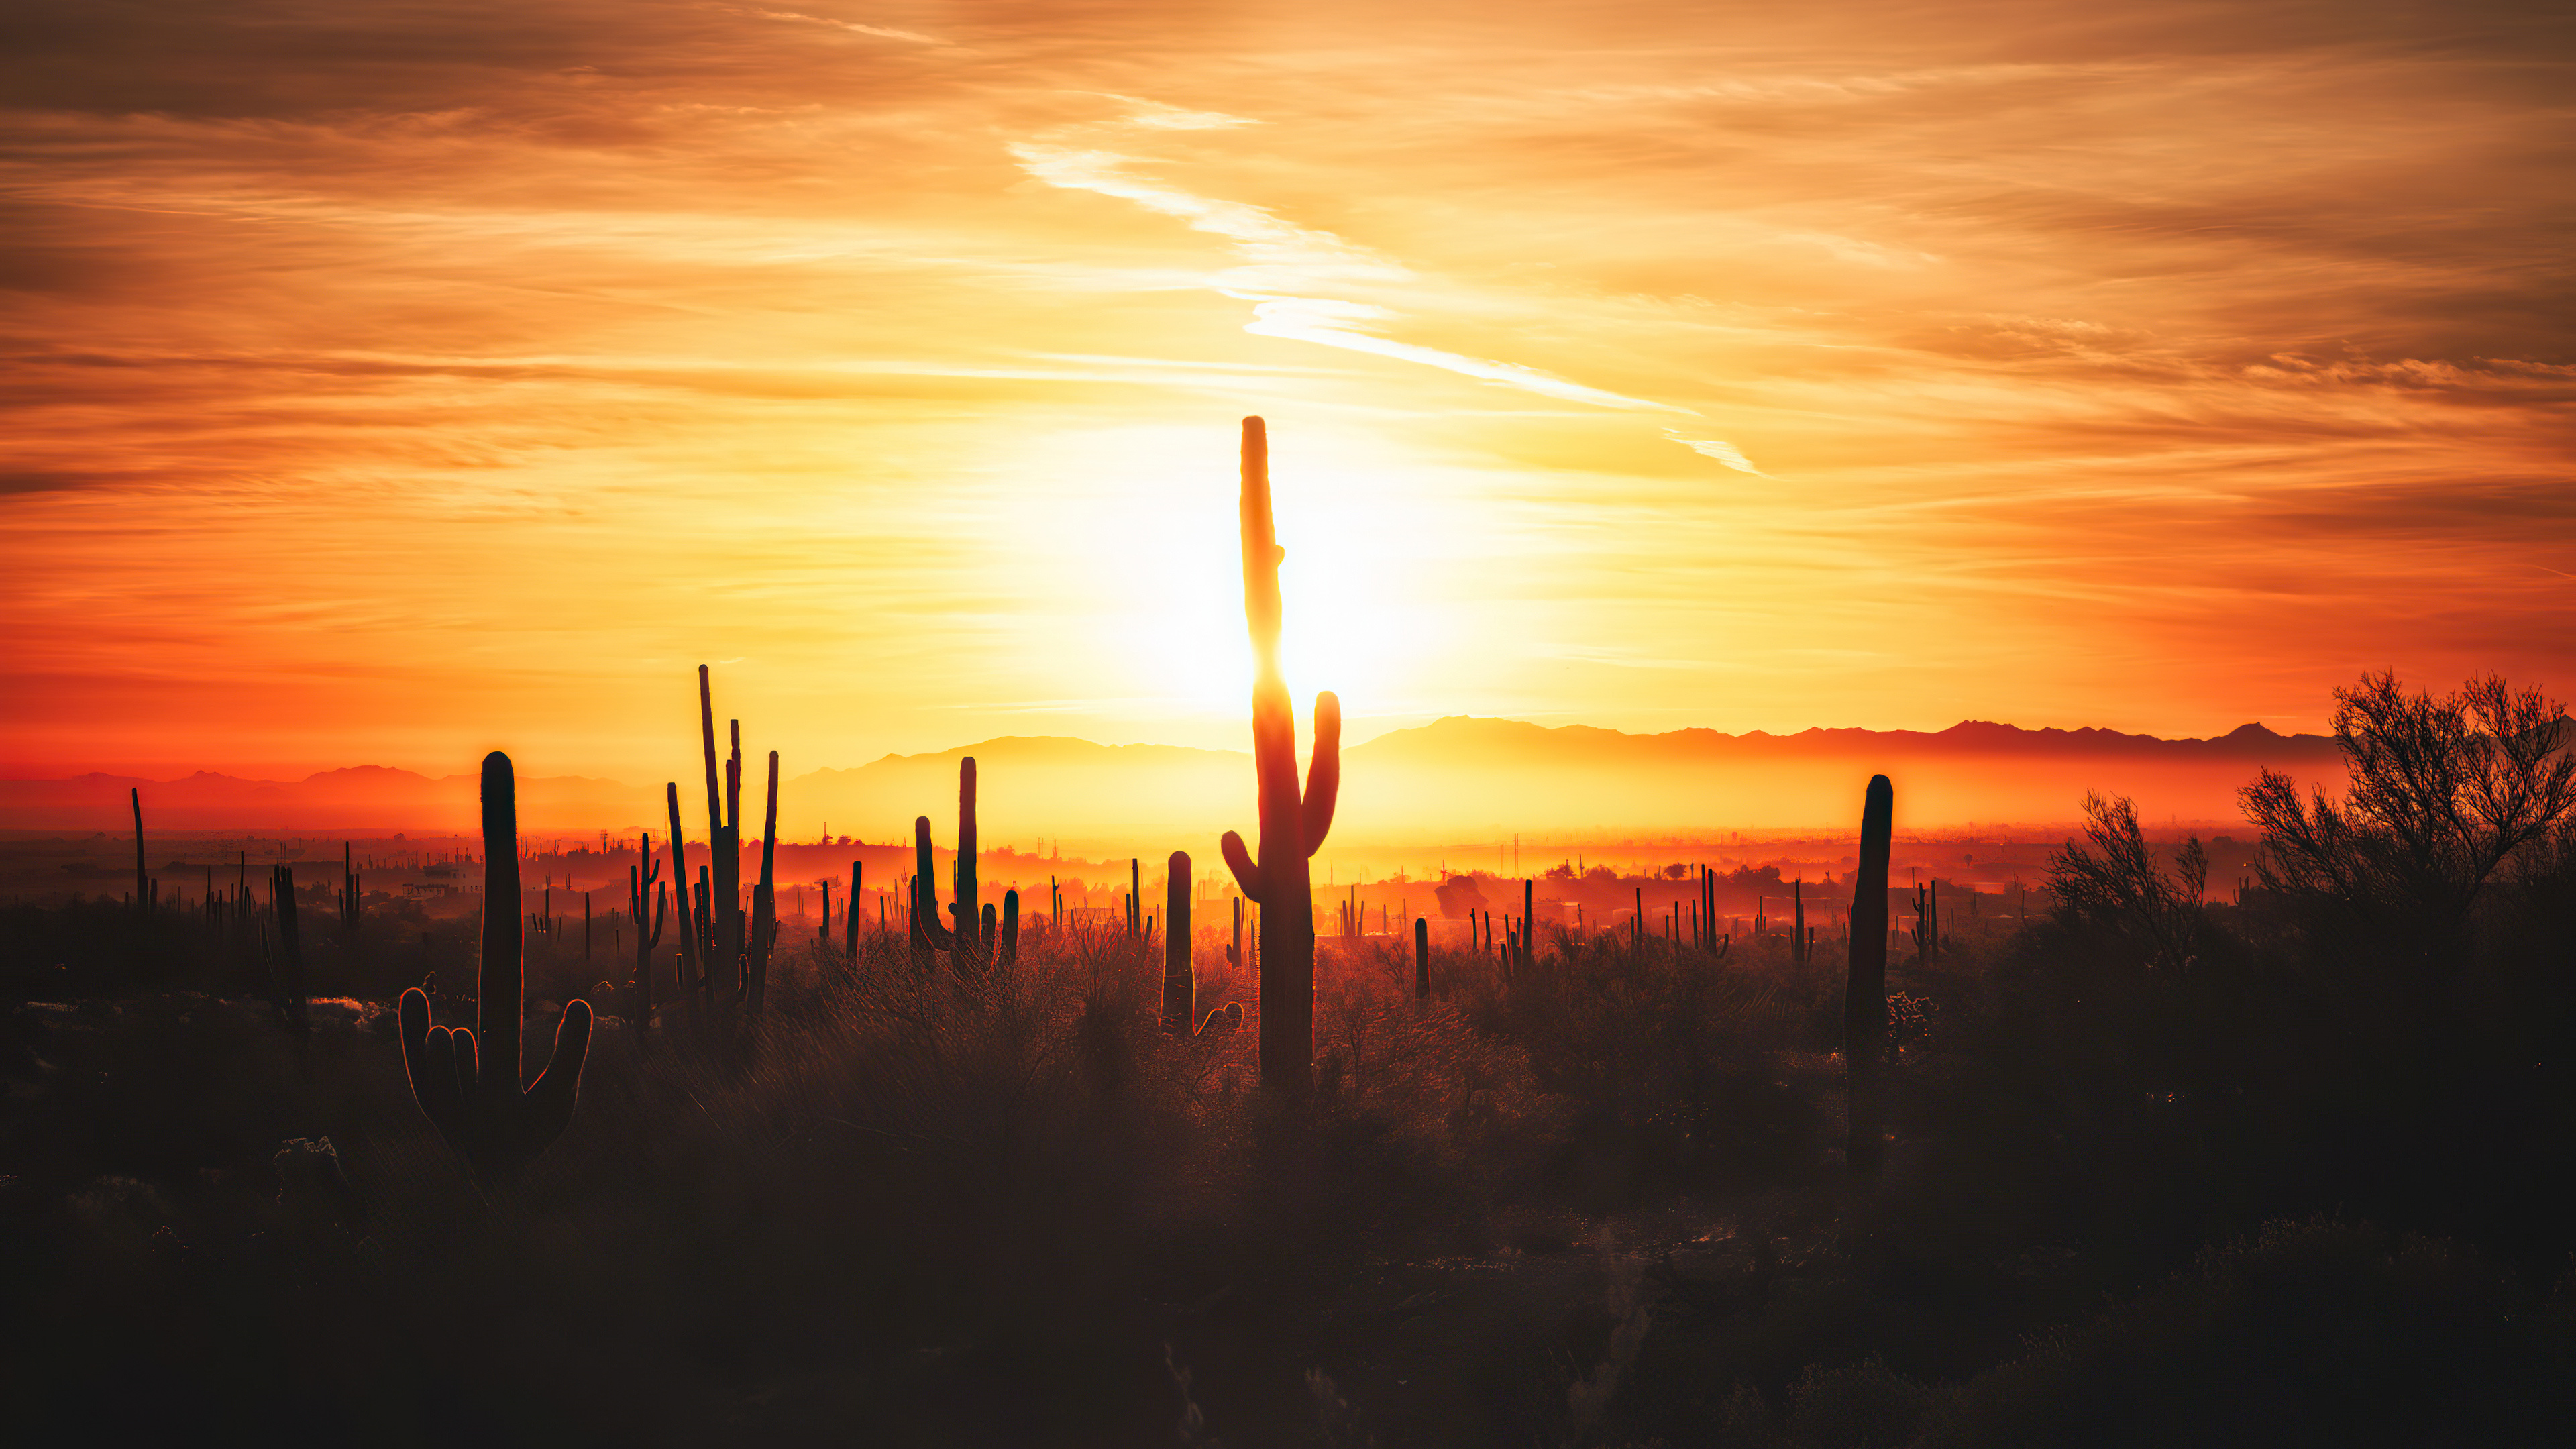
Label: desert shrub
xmin=0 ymin=920 xmax=1568 ymax=1445
xmin=1460 ymin=930 xmax=1822 ymax=1202
xmin=1921 ymin=1218 xmax=2576 ymax=1448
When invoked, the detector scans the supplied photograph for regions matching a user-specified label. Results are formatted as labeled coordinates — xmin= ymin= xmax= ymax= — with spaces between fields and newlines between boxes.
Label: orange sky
xmin=4 ymin=1 xmax=2572 ymax=784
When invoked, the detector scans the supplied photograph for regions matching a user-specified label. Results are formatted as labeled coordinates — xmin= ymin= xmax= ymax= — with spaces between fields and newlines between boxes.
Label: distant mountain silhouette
xmin=1 ymin=718 xmax=2347 ymax=837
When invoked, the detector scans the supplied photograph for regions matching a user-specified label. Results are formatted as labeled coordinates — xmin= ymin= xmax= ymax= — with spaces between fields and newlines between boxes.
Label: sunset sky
xmin=5 ymin=1 xmax=2571 ymax=785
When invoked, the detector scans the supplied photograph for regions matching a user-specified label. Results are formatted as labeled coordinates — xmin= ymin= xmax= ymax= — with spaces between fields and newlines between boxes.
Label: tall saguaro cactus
xmin=1218 ymin=416 xmax=1341 ymax=1095
xmin=1844 ymin=774 xmax=1894 ymax=1176
xmin=398 ymin=753 xmax=594 ymax=1179
xmin=1163 ymin=851 xmax=1194 ymax=1034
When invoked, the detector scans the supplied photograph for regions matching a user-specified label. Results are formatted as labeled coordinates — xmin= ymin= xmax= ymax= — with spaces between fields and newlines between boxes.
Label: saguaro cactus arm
xmin=1220 ymin=831 xmax=1266 ymax=904
xmin=1301 ymin=693 xmax=1342 ymax=856
xmin=914 ymin=816 xmax=955 ymax=951
xmin=398 ymin=751 xmax=593 ymax=1178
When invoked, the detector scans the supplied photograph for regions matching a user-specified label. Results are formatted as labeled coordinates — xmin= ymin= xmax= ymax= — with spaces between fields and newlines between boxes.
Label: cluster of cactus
xmin=266 ymin=862 xmax=308 ymax=1031
xmin=337 ymin=841 xmax=362 ymax=934
xmin=1909 ymin=879 xmax=1940 ymax=963
xmin=1154 ymin=851 xmax=1239 ymax=1037
xmin=1218 ymin=417 xmax=1340 ymax=1095
xmin=398 ymin=752 xmax=594 ymax=1179
xmin=653 ymin=667 xmax=780 ymax=1036
xmin=912 ymin=756 xmax=1017 ymax=975
xmin=1844 ymin=774 xmax=1893 ymax=1176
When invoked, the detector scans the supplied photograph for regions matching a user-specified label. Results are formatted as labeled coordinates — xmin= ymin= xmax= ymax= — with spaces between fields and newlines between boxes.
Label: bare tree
xmin=2239 ymin=672 xmax=2576 ymax=975
xmin=2046 ymin=791 xmax=2210 ymax=971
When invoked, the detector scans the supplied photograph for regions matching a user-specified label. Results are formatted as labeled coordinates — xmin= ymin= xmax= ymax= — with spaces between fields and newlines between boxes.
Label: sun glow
xmin=991 ymin=420 xmax=1466 ymax=737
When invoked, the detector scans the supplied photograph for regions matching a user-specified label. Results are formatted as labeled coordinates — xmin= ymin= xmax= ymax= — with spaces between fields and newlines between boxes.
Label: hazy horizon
xmin=1 ymin=710 xmax=2350 ymax=839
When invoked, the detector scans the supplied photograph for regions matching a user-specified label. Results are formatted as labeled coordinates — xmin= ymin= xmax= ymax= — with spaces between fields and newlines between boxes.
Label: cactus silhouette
xmin=337 ymin=841 xmax=360 ymax=933
xmin=629 ymin=832 xmax=666 ymax=1032
xmin=1218 ymin=417 xmax=1340 ymax=1094
xmin=1163 ymin=851 xmax=1194 ymax=1034
xmin=664 ymin=783 xmax=706 ymax=1018
xmin=131 ymin=787 xmax=150 ymax=916
xmin=1845 ymin=774 xmax=1893 ymax=1176
xmin=1413 ymin=916 xmax=1430 ymax=1001
xmin=268 ymin=863 xmax=308 ymax=1031
xmin=908 ymin=755 xmax=988 ymax=975
xmin=398 ymin=752 xmax=594 ymax=1179
xmin=999 ymin=888 xmax=1019 ymax=968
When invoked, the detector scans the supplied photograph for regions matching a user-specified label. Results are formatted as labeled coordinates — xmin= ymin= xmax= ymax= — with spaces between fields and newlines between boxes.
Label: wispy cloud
xmin=1011 ymin=116 xmax=1698 ymax=417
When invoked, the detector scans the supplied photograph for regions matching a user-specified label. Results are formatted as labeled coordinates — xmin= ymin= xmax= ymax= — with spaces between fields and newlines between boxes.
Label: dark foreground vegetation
xmin=5 ymin=673 xmax=2575 ymax=1446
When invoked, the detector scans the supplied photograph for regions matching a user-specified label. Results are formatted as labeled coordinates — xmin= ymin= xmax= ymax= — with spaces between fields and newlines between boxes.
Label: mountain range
xmin=1 ymin=717 xmax=2346 ymax=839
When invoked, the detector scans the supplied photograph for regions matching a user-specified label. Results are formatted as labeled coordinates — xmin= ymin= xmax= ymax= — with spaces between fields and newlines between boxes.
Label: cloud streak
xmin=1011 ymin=125 xmax=1702 ymax=417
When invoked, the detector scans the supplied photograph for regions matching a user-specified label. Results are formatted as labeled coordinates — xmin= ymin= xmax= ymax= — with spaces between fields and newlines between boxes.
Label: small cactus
xmin=1413 ymin=916 xmax=1430 ymax=1001
xmin=398 ymin=752 xmax=593 ymax=1179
